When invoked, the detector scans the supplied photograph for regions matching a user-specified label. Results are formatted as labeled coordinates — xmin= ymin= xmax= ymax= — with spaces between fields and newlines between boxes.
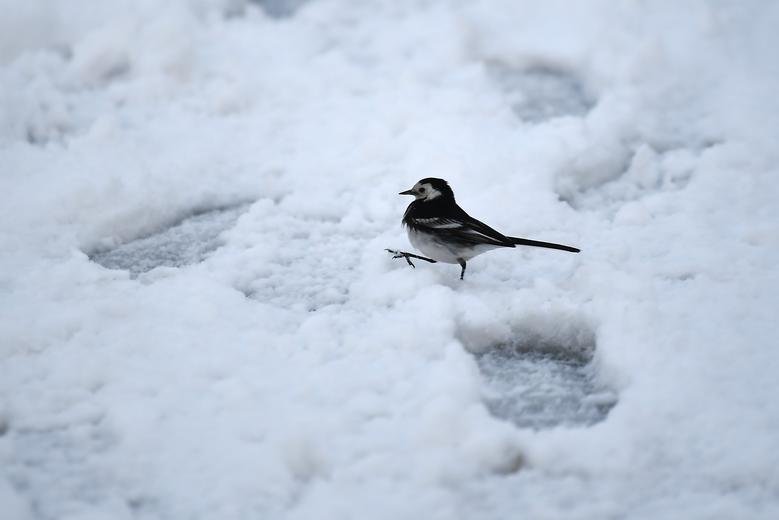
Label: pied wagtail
xmin=387 ymin=178 xmax=580 ymax=280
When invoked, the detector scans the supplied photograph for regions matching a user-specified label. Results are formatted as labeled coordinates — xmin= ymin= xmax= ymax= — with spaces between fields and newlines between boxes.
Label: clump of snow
xmin=0 ymin=475 xmax=32 ymax=520
xmin=2 ymin=1 xmax=779 ymax=519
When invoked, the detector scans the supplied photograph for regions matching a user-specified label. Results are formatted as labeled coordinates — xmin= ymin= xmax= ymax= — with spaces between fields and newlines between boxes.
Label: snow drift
xmin=1 ymin=1 xmax=778 ymax=519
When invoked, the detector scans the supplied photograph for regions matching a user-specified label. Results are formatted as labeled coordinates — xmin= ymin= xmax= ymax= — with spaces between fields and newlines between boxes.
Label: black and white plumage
xmin=388 ymin=178 xmax=580 ymax=280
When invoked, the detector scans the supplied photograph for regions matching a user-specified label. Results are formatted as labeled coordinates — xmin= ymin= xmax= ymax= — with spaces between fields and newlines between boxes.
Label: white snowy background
xmin=2 ymin=1 xmax=778 ymax=519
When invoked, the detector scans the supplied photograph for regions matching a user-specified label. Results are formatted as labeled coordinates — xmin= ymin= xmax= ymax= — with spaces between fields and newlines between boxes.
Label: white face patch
xmin=413 ymin=182 xmax=442 ymax=201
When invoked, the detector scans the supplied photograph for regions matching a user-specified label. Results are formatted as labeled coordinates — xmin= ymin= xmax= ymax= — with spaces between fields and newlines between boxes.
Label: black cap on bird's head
xmin=399 ymin=178 xmax=455 ymax=202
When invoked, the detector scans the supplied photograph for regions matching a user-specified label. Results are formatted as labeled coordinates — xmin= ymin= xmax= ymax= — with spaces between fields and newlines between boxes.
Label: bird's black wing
xmin=407 ymin=215 xmax=515 ymax=248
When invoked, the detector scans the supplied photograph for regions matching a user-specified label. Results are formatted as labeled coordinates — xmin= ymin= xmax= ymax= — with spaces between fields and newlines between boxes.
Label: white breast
xmin=407 ymin=228 xmax=500 ymax=264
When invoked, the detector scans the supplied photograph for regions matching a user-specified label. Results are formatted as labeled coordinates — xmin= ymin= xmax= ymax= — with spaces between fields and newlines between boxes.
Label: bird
xmin=387 ymin=178 xmax=580 ymax=280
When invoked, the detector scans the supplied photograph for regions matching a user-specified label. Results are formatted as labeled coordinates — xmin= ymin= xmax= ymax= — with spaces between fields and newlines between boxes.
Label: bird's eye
xmin=419 ymin=187 xmax=426 ymax=193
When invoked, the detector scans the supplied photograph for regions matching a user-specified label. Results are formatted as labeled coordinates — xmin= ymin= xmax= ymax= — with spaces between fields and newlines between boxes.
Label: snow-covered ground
xmin=2 ymin=1 xmax=779 ymax=518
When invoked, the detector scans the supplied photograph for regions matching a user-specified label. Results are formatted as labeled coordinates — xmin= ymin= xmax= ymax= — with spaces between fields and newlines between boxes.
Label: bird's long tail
xmin=509 ymin=237 xmax=580 ymax=253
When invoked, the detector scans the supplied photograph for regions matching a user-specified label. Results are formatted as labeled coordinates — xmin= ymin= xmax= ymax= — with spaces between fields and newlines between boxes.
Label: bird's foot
xmin=385 ymin=249 xmax=437 ymax=269
xmin=386 ymin=248 xmax=415 ymax=268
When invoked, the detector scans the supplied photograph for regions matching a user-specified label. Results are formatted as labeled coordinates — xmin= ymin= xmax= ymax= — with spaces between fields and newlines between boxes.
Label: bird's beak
xmin=399 ymin=189 xmax=415 ymax=196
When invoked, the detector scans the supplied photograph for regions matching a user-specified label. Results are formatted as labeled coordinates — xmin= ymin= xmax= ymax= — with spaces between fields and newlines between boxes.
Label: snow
xmin=1 ymin=0 xmax=779 ymax=519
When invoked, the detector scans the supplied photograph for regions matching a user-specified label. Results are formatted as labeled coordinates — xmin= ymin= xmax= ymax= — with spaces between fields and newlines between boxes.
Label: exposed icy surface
xmin=478 ymin=349 xmax=614 ymax=429
xmin=2 ymin=1 xmax=779 ymax=519
xmin=486 ymin=63 xmax=593 ymax=123
xmin=90 ymin=204 xmax=249 ymax=276
xmin=476 ymin=321 xmax=615 ymax=429
xmin=249 ymin=0 xmax=310 ymax=19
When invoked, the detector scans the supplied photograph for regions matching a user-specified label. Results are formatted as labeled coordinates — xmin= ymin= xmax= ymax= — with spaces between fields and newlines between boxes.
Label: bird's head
xmin=399 ymin=178 xmax=454 ymax=202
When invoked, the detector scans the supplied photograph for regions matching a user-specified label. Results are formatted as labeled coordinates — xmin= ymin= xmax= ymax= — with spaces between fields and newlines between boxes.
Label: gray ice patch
xmin=249 ymin=0 xmax=310 ymax=18
xmin=487 ymin=62 xmax=594 ymax=123
xmin=474 ymin=319 xmax=616 ymax=429
xmin=90 ymin=204 xmax=249 ymax=276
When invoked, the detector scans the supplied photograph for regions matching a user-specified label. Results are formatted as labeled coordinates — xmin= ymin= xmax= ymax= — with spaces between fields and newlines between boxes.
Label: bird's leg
xmin=385 ymin=249 xmax=437 ymax=269
xmin=458 ymin=259 xmax=466 ymax=280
